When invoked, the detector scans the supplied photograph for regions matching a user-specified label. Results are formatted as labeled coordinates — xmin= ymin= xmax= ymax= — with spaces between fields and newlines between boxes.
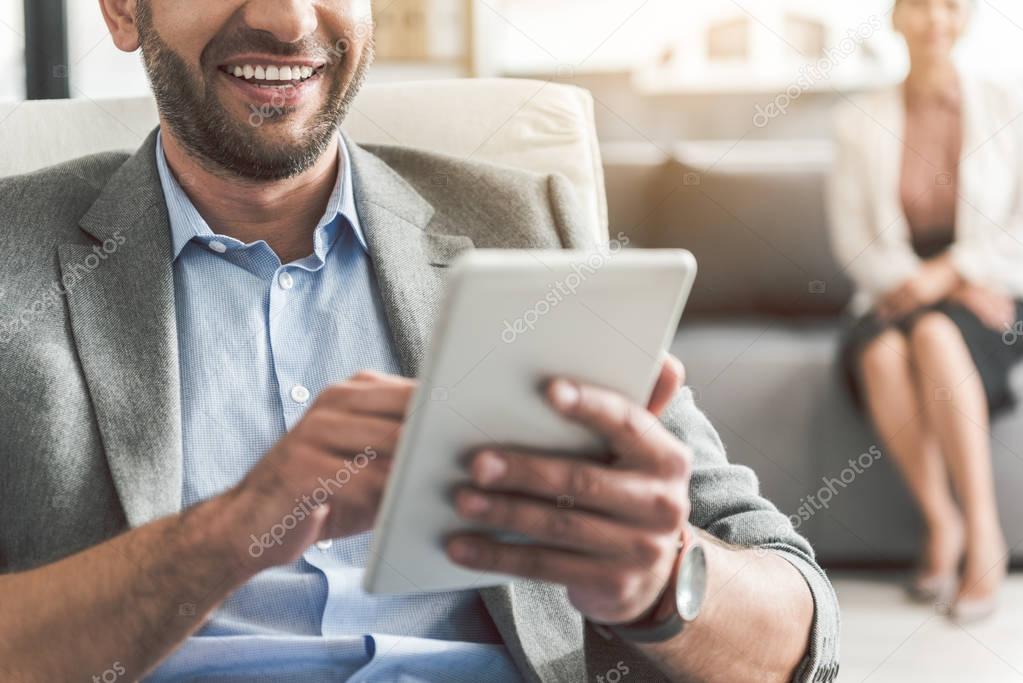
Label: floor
xmin=836 ymin=571 xmax=1023 ymax=681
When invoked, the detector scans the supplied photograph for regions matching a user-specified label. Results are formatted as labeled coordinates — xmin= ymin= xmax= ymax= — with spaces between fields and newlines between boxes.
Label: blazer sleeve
xmin=948 ymin=84 xmax=1023 ymax=295
xmin=661 ymin=390 xmax=841 ymax=682
xmin=827 ymin=109 xmax=921 ymax=298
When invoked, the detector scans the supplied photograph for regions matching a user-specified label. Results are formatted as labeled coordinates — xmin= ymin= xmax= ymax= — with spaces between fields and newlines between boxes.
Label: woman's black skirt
xmin=839 ymin=299 xmax=1023 ymax=416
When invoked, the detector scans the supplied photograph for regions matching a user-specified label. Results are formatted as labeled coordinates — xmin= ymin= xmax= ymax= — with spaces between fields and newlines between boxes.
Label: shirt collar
xmin=155 ymin=130 xmax=367 ymax=262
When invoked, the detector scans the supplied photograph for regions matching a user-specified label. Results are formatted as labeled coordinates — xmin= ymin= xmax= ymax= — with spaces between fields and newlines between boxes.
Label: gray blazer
xmin=0 ymin=130 xmax=839 ymax=682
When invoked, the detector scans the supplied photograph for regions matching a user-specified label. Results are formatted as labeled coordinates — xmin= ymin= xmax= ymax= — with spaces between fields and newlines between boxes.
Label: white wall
xmin=63 ymin=1 xmax=465 ymax=98
xmin=0 ymin=0 xmax=23 ymax=101
xmin=3 ymin=0 xmax=1023 ymax=102
xmin=67 ymin=0 xmax=151 ymax=99
xmin=494 ymin=0 xmax=1023 ymax=84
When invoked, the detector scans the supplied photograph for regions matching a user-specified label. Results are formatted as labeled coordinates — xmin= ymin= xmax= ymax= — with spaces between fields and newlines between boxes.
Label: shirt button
xmin=278 ymin=271 xmax=294 ymax=290
xmin=316 ymin=539 xmax=333 ymax=550
xmin=290 ymin=384 xmax=311 ymax=404
xmin=208 ymin=240 xmax=227 ymax=254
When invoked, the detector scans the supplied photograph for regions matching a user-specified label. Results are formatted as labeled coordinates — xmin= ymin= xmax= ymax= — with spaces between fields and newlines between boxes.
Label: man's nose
xmin=242 ymin=0 xmax=319 ymax=44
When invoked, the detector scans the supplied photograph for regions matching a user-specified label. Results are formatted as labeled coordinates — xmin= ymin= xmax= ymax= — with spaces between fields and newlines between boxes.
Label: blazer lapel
xmin=346 ymin=135 xmax=474 ymax=377
xmin=60 ymin=129 xmax=183 ymax=528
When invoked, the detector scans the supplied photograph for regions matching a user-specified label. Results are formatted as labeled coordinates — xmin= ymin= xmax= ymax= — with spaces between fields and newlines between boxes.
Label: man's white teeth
xmin=228 ymin=64 xmax=317 ymax=83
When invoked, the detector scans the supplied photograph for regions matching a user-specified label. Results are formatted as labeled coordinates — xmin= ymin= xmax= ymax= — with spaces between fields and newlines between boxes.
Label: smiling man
xmin=0 ymin=2 xmax=838 ymax=682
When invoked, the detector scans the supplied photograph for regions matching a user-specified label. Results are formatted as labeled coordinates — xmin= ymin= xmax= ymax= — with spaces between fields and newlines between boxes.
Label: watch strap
xmin=592 ymin=532 xmax=692 ymax=644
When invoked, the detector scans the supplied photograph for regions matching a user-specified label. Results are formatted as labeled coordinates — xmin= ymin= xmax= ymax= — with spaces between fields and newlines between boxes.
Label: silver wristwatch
xmin=594 ymin=526 xmax=708 ymax=643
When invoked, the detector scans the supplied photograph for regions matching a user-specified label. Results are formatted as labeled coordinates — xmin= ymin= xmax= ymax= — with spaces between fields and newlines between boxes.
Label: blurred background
xmin=6 ymin=2 xmax=1023 ymax=106
xmin=5 ymin=1 xmax=1023 ymax=680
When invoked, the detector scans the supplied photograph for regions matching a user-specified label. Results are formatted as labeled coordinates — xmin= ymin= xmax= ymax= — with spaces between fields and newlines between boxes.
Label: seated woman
xmin=828 ymin=0 xmax=1023 ymax=621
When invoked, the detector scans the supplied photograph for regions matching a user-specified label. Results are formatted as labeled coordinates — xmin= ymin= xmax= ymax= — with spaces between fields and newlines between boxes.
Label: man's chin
xmin=243 ymin=126 xmax=341 ymax=180
xmin=251 ymin=132 xmax=326 ymax=162
xmin=215 ymin=97 xmax=328 ymax=144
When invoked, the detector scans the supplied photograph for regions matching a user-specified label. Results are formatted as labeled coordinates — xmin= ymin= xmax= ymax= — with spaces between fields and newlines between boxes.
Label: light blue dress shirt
xmin=146 ymin=132 xmax=519 ymax=682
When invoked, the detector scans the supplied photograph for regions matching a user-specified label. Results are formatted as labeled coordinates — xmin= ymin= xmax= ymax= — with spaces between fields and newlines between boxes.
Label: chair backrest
xmin=0 ymin=78 xmax=607 ymax=240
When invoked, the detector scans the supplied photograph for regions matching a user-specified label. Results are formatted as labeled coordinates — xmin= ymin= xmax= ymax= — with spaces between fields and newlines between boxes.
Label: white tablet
xmin=364 ymin=248 xmax=697 ymax=594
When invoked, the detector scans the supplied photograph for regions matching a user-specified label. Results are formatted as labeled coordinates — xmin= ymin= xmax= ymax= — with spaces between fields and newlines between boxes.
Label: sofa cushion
xmin=606 ymin=140 xmax=855 ymax=318
xmin=673 ymin=319 xmax=1023 ymax=562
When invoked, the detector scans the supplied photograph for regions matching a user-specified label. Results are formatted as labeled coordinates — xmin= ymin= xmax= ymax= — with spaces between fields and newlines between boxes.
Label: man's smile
xmin=217 ymin=57 xmax=330 ymax=108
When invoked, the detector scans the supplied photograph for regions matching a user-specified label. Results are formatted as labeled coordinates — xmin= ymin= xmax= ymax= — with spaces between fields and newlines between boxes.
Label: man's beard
xmin=136 ymin=5 xmax=373 ymax=181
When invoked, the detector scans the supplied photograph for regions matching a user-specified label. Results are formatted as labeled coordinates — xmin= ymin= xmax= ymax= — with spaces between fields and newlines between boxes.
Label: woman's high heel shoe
xmin=908 ymin=518 xmax=966 ymax=605
xmin=949 ymin=546 xmax=1008 ymax=624
xmin=949 ymin=595 xmax=998 ymax=623
xmin=907 ymin=573 xmax=957 ymax=604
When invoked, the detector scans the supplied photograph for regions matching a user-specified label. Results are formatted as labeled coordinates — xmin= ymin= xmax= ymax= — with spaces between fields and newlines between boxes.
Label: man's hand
xmin=445 ymin=355 xmax=691 ymax=625
xmin=949 ymin=282 xmax=1016 ymax=331
xmin=877 ymin=255 xmax=960 ymax=321
xmin=224 ymin=371 xmax=414 ymax=570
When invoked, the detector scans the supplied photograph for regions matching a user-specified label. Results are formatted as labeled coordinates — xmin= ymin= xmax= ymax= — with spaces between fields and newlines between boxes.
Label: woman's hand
xmin=877 ymin=255 xmax=960 ymax=321
xmin=949 ymin=283 xmax=1016 ymax=332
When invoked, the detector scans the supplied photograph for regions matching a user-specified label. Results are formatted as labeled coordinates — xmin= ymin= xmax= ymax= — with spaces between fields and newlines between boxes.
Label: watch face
xmin=675 ymin=544 xmax=708 ymax=622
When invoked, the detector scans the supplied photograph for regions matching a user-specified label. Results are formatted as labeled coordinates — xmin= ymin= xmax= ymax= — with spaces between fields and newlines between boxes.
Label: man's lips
xmin=217 ymin=65 xmax=326 ymax=109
